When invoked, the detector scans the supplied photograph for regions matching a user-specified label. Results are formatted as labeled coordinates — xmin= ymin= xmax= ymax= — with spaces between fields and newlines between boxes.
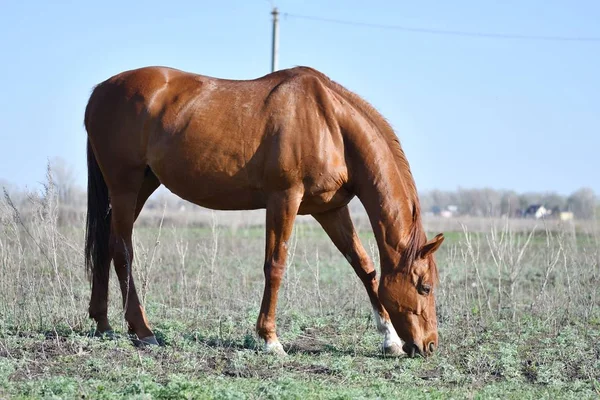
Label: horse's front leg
xmin=313 ymin=205 xmax=404 ymax=355
xmin=256 ymin=190 xmax=302 ymax=355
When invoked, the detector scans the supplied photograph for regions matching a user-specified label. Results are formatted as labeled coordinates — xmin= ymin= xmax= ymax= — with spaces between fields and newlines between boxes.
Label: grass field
xmin=1 ymin=190 xmax=599 ymax=399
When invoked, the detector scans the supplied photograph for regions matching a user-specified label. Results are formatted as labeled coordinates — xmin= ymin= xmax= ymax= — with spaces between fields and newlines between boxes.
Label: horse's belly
xmin=151 ymin=158 xmax=352 ymax=213
xmin=153 ymin=162 xmax=352 ymax=213
xmin=155 ymin=169 xmax=267 ymax=210
xmin=148 ymin=142 xmax=266 ymax=210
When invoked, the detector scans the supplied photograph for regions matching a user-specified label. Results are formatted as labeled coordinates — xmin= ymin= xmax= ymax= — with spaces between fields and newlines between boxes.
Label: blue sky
xmin=1 ymin=0 xmax=598 ymax=195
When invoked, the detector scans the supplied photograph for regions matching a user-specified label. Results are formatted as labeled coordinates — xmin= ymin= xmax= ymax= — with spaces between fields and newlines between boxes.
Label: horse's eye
xmin=420 ymin=283 xmax=432 ymax=295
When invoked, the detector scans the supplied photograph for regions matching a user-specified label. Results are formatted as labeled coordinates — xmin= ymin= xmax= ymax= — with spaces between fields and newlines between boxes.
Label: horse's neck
xmin=351 ymin=134 xmax=418 ymax=274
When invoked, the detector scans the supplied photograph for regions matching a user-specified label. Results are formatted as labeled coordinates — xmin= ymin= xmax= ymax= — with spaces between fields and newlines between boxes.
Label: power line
xmin=283 ymin=13 xmax=600 ymax=43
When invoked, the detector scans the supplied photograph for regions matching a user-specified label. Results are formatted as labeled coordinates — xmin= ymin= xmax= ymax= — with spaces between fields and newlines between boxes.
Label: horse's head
xmin=379 ymin=233 xmax=444 ymax=357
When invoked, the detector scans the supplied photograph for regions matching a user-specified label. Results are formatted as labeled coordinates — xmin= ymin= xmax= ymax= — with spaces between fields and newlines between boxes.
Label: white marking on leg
xmin=264 ymin=340 xmax=287 ymax=356
xmin=372 ymin=307 xmax=404 ymax=353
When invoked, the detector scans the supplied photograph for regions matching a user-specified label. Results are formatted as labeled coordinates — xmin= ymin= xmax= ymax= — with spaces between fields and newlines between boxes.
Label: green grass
xmin=1 ymin=317 xmax=598 ymax=399
xmin=1 ymin=192 xmax=599 ymax=398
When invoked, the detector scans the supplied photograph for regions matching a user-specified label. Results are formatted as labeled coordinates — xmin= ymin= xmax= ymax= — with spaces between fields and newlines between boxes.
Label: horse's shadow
xmin=184 ymin=332 xmax=404 ymax=359
xmin=81 ymin=328 xmax=407 ymax=359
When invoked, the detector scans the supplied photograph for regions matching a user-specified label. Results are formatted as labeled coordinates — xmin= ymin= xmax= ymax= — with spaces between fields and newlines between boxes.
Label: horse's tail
xmin=84 ymin=138 xmax=112 ymax=284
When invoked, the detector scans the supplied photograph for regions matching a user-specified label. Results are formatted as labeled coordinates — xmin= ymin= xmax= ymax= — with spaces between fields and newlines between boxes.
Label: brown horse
xmin=84 ymin=66 xmax=444 ymax=357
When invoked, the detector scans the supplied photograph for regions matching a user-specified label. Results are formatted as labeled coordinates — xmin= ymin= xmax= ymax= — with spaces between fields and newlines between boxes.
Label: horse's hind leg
xmin=312 ymin=206 xmax=404 ymax=355
xmin=88 ymin=169 xmax=160 ymax=339
xmin=89 ymin=258 xmax=112 ymax=335
xmin=109 ymin=169 xmax=157 ymax=345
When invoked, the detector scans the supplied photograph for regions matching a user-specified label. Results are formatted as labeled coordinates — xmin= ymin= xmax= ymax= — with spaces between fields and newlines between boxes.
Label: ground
xmin=0 ymin=199 xmax=599 ymax=399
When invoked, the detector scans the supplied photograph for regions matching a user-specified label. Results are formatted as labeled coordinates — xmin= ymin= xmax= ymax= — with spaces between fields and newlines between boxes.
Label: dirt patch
xmin=287 ymin=336 xmax=328 ymax=355
xmin=286 ymin=326 xmax=347 ymax=355
xmin=286 ymin=360 xmax=339 ymax=375
xmin=521 ymin=359 xmax=538 ymax=383
xmin=419 ymin=367 xmax=443 ymax=381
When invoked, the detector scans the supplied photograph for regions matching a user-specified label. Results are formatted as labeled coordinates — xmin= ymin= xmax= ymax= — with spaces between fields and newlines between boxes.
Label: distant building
xmin=440 ymin=210 xmax=453 ymax=218
xmin=521 ymin=205 xmax=574 ymax=220
xmin=431 ymin=205 xmax=458 ymax=218
xmin=559 ymin=211 xmax=574 ymax=221
xmin=524 ymin=205 xmax=550 ymax=219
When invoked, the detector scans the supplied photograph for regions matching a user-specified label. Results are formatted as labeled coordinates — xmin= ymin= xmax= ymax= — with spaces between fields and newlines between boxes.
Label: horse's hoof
xmin=95 ymin=330 xmax=116 ymax=340
xmin=383 ymin=342 xmax=404 ymax=356
xmin=264 ymin=340 xmax=287 ymax=356
xmin=136 ymin=335 xmax=160 ymax=347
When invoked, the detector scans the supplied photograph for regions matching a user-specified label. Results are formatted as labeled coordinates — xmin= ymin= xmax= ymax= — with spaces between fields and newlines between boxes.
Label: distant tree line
xmin=419 ymin=187 xmax=597 ymax=219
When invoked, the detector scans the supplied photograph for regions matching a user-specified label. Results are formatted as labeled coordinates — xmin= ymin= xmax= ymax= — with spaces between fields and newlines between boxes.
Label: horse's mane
xmin=298 ymin=67 xmax=437 ymax=283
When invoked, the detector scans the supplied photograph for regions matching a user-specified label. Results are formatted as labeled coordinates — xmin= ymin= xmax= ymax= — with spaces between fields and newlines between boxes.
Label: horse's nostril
xmin=428 ymin=342 xmax=436 ymax=353
xmin=402 ymin=343 xmax=421 ymax=358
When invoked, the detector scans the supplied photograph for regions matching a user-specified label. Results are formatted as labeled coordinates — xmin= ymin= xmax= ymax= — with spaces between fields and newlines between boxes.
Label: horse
xmin=84 ymin=66 xmax=444 ymax=357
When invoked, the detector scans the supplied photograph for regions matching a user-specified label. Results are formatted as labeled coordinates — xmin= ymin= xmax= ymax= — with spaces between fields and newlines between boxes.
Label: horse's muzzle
xmin=403 ymin=341 xmax=436 ymax=358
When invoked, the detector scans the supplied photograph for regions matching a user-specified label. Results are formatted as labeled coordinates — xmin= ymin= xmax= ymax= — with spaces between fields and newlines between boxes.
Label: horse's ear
xmin=420 ymin=233 xmax=444 ymax=258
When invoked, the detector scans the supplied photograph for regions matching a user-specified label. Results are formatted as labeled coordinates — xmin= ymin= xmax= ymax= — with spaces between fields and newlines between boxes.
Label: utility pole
xmin=271 ymin=7 xmax=279 ymax=72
